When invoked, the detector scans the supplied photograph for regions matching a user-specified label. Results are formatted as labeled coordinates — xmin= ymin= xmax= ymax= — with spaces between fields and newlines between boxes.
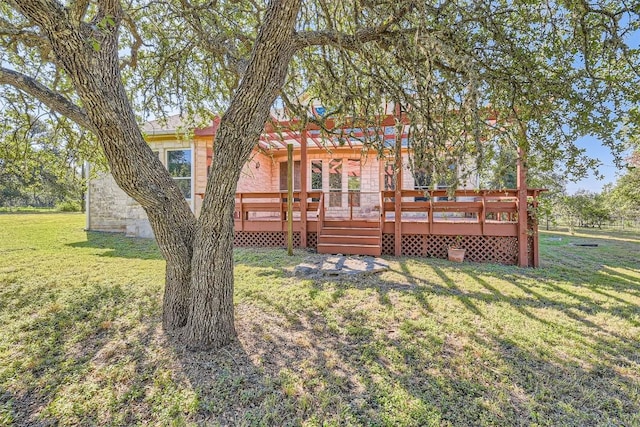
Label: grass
xmin=1 ymin=213 xmax=639 ymax=426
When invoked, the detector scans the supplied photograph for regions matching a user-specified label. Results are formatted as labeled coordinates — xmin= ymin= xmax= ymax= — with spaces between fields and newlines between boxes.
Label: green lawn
xmin=0 ymin=214 xmax=638 ymax=426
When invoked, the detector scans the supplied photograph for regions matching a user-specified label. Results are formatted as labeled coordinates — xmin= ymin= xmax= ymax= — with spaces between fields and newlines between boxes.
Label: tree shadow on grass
xmin=7 ymin=259 xmax=638 ymax=425
xmin=66 ymin=231 xmax=162 ymax=260
xmin=213 ymin=271 xmax=640 ymax=425
xmin=228 ymin=234 xmax=639 ymax=424
xmin=469 ymin=332 xmax=640 ymax=426
xmin=9 ymin=233 xmax=637 ymax=425
xmin=258 ymin=251 xmax=638 ymax=425
xmin=2 ymin=282 xmax=159 ymax=425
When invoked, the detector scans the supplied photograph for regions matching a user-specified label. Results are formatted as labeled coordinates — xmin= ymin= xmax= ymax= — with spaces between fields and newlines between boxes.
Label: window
xmin=347 ymin=158 xmax=361 ymax=207
xmin=414 ymin=169 xmax=432 ymax=201
xmin=437 ymin=163 xmax=456 ymax=201
xmin=310 ymin=160 xmax=322 ymax=202
xmin=167 ymin=149 xmax=192 ymax=199
xmin=311 ymin=160 xmax=323 ymax=190
xmin=279 ymin=161 xmax=301 ymax=191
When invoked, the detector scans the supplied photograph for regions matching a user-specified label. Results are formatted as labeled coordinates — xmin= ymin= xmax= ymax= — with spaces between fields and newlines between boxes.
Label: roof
xmin=141 ymin=114 xmax=185 ymax=134
xmin=141 ymin=112 xmax=411 ymax=150
xmin=141 ymin=114 xmax=216 ymax=136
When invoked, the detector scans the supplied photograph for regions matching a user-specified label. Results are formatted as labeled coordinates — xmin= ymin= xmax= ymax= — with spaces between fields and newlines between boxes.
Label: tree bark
xmin=12 ymin=0 xmax=197 ymax=331
xmin=9 ymin=0 xmax=301 ymax=350
xmin=184 ymin=0 xmax=301 ymax=349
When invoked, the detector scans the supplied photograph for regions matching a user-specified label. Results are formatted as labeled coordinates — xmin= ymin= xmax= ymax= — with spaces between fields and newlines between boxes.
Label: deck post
xmin=532 ymin=190 xmax=540 ymax=267
xmin=480 ymin=190 xmax=486 ymax=235
xmin=287 ymin=143 xmax=294 ymax=256
xmin=517 ymin=147 xmax=529 ymax=267
xmin=239 ymin=193 xmax=244 ymax=231
xmin=394 ymin=121 xmax=402 ymax=256
xmin=300 ymin=130 xmax=308 ymax=248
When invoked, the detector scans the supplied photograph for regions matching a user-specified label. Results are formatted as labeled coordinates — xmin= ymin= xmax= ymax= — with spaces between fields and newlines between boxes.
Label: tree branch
xmin=0 ymin=67 xmax=96 ymax=133
xmin=8 ymin=0 xmax=67 ymax=30
xmin=69 ymin=0 xmax=90 ymax=23
xmin=294 ymin=2 xmax=415 ymax=50
xmin=120 ymin=12 xmax=144 ymax=69
xmin=294 ymin=27 xmax=389 ymax=50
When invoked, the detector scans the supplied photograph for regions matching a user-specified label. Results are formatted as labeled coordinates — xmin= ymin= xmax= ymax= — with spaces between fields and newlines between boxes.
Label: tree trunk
xmin=185 ymin=181 xmax=238 ymax=349
xmin=184 ymin=0 xmax=301 ymax=349
xmin=14 ymin=1 xmax=199 ymax=332
xmin=13 ymin=0 xmax=301 ymax=351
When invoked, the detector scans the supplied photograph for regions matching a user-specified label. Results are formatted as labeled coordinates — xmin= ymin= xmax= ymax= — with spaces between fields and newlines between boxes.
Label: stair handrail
xmin=317 ymin=192 xmax=325 ymax=236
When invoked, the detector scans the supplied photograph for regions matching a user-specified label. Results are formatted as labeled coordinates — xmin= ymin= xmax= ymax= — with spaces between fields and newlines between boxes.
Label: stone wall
xmin=87 ymin=135 xmax=196 ymax=238
xmin=87 ymin=169 xmax=153 ymax=236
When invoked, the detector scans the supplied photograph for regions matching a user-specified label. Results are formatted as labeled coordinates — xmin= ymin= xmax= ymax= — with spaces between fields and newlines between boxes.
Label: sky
xmin=564 ymin=136 xmax=626 ymax=195
xmin=562 ymin=13 xmax=638 ymax=195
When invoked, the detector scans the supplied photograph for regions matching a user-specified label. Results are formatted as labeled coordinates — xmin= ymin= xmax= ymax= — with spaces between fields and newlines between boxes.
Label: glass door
xmin=347 ymin=158 xmax=361 ymax=207
xmin=329 ymin=159 xmax=342 ymax=207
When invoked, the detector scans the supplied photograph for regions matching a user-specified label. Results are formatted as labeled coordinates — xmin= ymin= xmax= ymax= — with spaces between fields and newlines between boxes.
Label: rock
xmin=294 ymin=255 xmax=389 ymax=278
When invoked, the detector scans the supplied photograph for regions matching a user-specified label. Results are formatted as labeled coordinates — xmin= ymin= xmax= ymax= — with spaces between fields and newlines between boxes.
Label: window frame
xmin=310 ymin=159 xmax=323 ymax=191
xmin=166 ymin=148 xmax=193 ymax=201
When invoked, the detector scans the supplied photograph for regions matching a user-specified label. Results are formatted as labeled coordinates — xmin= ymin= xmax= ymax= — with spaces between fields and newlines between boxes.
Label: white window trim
xmin=166 ymin=148 xmax=194 ymax=205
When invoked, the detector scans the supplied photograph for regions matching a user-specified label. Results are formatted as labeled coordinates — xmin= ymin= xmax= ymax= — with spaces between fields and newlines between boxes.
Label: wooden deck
xmin=234 ymin=189 xmax=543 ymax=266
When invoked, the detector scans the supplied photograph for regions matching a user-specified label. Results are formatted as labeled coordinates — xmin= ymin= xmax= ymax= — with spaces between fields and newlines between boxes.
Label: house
xmin=86 ymin=111 xmax=543 ymax=267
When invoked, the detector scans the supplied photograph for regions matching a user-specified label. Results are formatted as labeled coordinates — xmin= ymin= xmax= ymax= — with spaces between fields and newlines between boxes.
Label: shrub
xmin=55 ymin=200 xmax=82 ymax=212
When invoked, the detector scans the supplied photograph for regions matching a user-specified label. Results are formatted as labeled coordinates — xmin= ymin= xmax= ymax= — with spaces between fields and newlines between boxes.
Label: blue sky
xmin=563 ymin=13 xmax=638 ymax=195
xmin=564 ymin=137 xmax=625 ymax=194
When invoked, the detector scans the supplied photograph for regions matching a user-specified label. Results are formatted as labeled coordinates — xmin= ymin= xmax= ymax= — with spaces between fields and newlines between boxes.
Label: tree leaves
xmin=0 ymin=87 xmax=99 ymax=206
xmin=1 ymin=0 xmax=639 ymax=187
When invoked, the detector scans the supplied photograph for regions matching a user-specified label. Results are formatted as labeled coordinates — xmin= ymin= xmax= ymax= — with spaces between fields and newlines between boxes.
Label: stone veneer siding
xmin=88 ymin=142 xmax=477 ymax=238
xmin=88 ymin=136 xmax=197 ymax=238
xmin=87 ymin=168 xmax=154 ymax=237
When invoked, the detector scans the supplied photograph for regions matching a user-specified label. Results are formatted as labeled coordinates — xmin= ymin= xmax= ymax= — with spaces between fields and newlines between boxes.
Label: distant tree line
xmin=539 ymin=156 xmax=640 ymax=231
xmin=0 ymin=88 xmax=99 ymax=210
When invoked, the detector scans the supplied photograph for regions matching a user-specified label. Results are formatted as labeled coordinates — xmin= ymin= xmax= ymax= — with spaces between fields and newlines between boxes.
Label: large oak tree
xmin=1 ymin=0 xmax=637 ymax=349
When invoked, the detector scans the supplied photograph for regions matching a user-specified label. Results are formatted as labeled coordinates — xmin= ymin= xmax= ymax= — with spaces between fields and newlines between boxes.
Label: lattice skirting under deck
xmin=382 ymin=234 xmax=519 ymax=265
xmin=234 ymin=231 xmax=317 ymax=249
xmin=235 ymin=231 xmax=524 ymax=266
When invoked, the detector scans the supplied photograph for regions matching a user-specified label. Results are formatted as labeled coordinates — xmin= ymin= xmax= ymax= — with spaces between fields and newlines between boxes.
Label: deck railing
xmin=381 ymin=189 xmax=525 ymax=223
xmin=233 ymin=188 xmax=543 ymax=266
xmin=234 ymin=189 xmax=542 ymax=236
xmin=234 ymin=191 xmax=321 ymax=232
xmin=317 ymin=192 xmax=325 ymax=235
xmin=323 ymin=191 xmax=380 ymax=220
xmin=376 ymin=188 xmax=544 ymax=237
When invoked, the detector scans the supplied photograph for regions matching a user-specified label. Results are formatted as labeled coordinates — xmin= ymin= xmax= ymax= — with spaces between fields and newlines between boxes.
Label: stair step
xmin=317 ymin=243 xmax=381 ymax=256
xmin=318 ymin=235 xmax=380 ymax=245
xmin=321 ymin=227 xmax=380 ymax=236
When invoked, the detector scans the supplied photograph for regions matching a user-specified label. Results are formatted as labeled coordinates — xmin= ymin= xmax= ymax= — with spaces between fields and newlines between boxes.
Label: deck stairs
xmin=317 ymin=220 xmax=382 ymax=256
